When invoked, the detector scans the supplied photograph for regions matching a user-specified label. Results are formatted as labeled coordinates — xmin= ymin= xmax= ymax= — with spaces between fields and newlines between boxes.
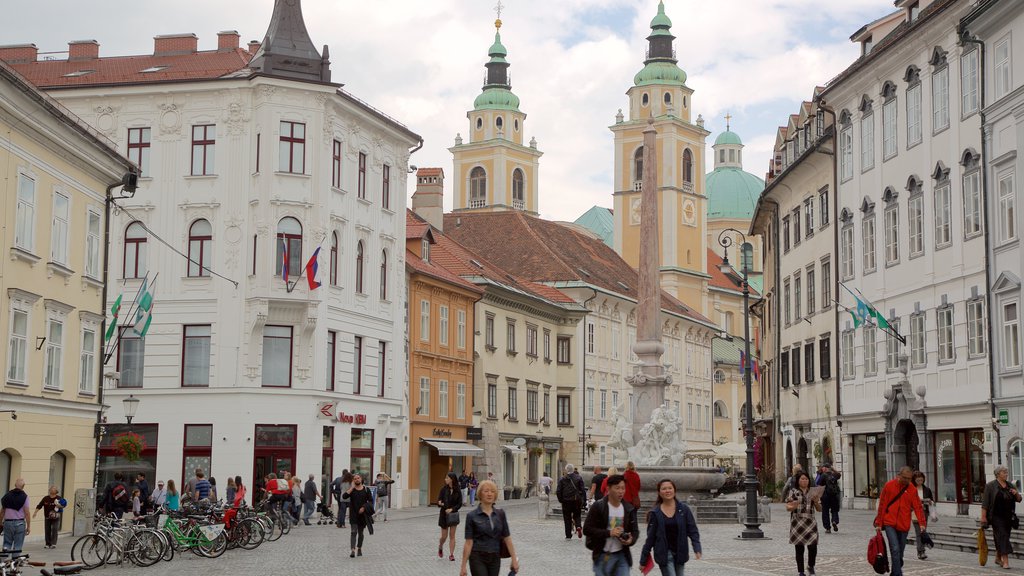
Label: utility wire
xmin=111 ymin=199 xmax=240 ymax=289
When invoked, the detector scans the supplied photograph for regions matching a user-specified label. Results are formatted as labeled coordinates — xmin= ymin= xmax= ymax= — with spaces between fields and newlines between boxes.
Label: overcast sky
xmin=6 ymin=0 xmax=896 ymax=221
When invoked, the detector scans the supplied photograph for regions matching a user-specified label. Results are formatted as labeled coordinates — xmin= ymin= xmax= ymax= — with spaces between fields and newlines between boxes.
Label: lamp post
xmin=123 ymin=394 xmax=140 ymax=426
xmin=717 ymin=228 xmax=764 ymax=540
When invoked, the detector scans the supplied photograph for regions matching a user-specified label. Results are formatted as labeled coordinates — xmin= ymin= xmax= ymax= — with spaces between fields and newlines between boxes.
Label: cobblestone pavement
xmin=17 ymin=501 xmax=1018 ymax=575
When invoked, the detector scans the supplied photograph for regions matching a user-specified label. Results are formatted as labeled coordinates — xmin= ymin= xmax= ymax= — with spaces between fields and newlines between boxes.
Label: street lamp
xmin=123 ymin=395 xmax=140 ymax=426
xmin=717 ymin=228 xmax=764 ymax=540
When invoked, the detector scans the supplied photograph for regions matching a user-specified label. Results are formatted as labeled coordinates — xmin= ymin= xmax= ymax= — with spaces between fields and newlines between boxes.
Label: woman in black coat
xmin=639 ymin=478 xmax=702 ymax=575
xmin=982 ymin=465 xmax=1023 ymax=569
xmin=437 ymin=472 xmax=464 ymax=561
xmin=911 ymin=471 xmax=934 ymax=560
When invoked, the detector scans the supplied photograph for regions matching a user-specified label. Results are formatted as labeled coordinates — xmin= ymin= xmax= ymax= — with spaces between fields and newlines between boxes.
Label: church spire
xmin=249 ymin=0 xmax=332 ymax=83
xmin=473 ymin=5 xmax=520 ymax=112
xmin=645 ymin=1 xmax=676 ymax=64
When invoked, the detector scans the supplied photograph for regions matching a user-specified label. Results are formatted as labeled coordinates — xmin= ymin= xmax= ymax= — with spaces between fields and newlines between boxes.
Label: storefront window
xmin=182 ymin=424 xmax=213 ymax=486
xmin=853 ymin=434 xmax=886 ymax=498
xmin=1009 ymin=440 xmax=1024 ymax=491
xmin=98 ymin=423 xmax=158 ymax=490
xmin=351 ymin=429 xmax=374 ymax=479
xmin=322 ymin=426 xmax=334 ymax=496
xmin=254 ymin=425 xmax=296 ymax=448
xmin=934 ymin=429 xmax=986 ymax=503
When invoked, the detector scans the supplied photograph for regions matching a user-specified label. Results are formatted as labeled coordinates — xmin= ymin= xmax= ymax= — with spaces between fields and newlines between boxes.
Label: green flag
xmin=871 ymin=308 xmax=891 ymax=331
xmin=104 ymin=294 xmax=122 ymax=342
xmin=848 ymin=308 xmax=863 ymax=328
xmin=133 ymin=280 xmax=155 ymax=338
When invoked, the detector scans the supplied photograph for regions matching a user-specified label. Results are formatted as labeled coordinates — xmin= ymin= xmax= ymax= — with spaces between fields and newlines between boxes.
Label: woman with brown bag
xmin=438 ymin=472 xmax=463 ymax=561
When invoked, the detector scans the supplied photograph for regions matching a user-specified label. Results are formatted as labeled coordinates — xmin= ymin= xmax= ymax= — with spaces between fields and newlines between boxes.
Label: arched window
xmin=470 ymin=167 xmax=487 ymax=207
xmin=379 ymin=249 xmax=388 ymax=300
xmin=48 ymin=451 xmax=66 ymax=496
xmin=187 ymin=219 xmax=212 ymax=277
xmin=512 ymin=169 xmax=525 ymax=208
xmin=276 ymin=217 xmax=302 ymax=279
xmin=1010 ymin=439 xmax=1024 ymax=491
xmin=355 ymin=240 xmax=364 ymax=294
xmin=330 ymin=232 xmax=339 ymax=286
xmin=713 ymin=400 xmax=728 ymax=418
xmin=123 ymin=222 xmax=147 ymax=279
xmin=633 ymin=148 xmax=644 ymax=183
xmin=682 ymin=149 xmax=693 ymax=183
xmin=0 ymin=450 xmax=11 ymax=493
xmin=713 ymin=369 xmax=725 ymax=385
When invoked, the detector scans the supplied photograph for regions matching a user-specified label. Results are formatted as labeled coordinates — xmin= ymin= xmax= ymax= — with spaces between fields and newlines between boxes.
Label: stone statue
xmin=607 ymin=404 xmax=633 ymax=463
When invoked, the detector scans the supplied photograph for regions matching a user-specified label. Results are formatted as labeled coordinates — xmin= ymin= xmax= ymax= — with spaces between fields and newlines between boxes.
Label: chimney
xmin=0 ymin=44 xmax=38 ymax=64
xmin=153 ymin=34 xmax=198 ymax=56
xmin=68 ymin=40 xmax=99 ymax=61
xmin=217 ymin=31 xmax=240 ymax=51
xmin=248 ymin=41 xmax=261 ymax=56
xmin=412 ymin=168 xmax=445 ymax=232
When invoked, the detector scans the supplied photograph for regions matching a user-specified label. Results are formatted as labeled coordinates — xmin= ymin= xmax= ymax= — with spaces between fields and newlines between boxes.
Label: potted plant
xmin=530 ymin=447 xmax=544 ymax=456
xmin=113 ymin=431 xmax=146 ymax=462
xmin=586 ymin=442 xmax=597 ymax=454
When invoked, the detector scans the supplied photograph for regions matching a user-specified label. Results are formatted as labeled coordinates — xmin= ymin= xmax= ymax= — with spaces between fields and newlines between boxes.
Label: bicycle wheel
xmin=125 ymin=530 xmax=164 ymax=567
xmin=157 ymin=529 xmax=175 ymax=562
xmin=71 ymin=534 xmax=111 ymax=570
xmin=239 ymin=518 xmax=265 ymax=550
xmin=279 ymin=513 xmax=292 ymax=535
xmin=197 ymin=530 xmax=228 ymax=558
xmin=264 ymin=514 xmax=283 ymax=542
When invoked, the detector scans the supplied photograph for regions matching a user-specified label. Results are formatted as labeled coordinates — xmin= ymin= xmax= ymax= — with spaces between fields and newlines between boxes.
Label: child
xmin=131 ymin=488 xmax=142 ymax=519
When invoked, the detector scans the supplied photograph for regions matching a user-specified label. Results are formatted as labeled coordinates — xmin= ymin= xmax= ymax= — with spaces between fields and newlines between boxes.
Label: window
xmin=804 ymin=198 xmax=814 ymax=236
xmin=255 ymin=133 xmax=261 ymax=173
xmin=792 ymin=345 xmax=801 ymax=385
xmin=86 ymin=210 xmax=101 ymax=279
xmin=807 ymin=266 xmax=816 ymax=315
xmin=182 ymin=325 xmax=211 ymax=386
xmin=457 ymin=310 xmax=467 ymax=349
xmin=279 ymin=121 xmax=305 ymax=174
xmin=933 ymin=63 xmax=949 ymax=132
xmin=329 ymin=232 xmax=338 ymax=286
xmin=882 ymin=91 xmax=897 ymax=160
xmin=457 ymin=382 xmax=466 ymax=419
xmin=840 ymin=124 xmax=853 ymax=181
xmin=527 ymin=388 xmax=538 ymax=423
xmin=42 ymin=317 xmax=62 ymax=390
xmin=682 ymin=149 xmax=693 ymax=183
xmin=544 ymin=389 xmax=551 ymax=424
xmin=909 ymin=194 xmax=924 ymax=257
xmin=783 ymin=216 xmax=791 ymax=253
xmin=353 ymin=336 xmax=363 ymax=394
xmin=884 ymin=205 xmax=899 ymax=265
xmin=819 ymin=188 xmax=830 ymax=227
xmin=998 ymin=171 xmax=1016 ymax=243
xmin=961 ymin=49 xmax=979 ymax=116
xmin=439 ymin=381 xmax=449 ymax=418
xmin=994 ymin=36 xmax=1012 ymax=99
xmin=935 ymin=184 xmax=951 ymax=248
xmin=440 ymin=305 xmax=449 ymax=346
xmin=262 ymin=326 xmax=292 ymax=387
xmin=327 ymin=330 xmax=336 ymax=391
xmin=419 ymin=377 xmax=430 ymax=416
xmin=51 ymin=192 xmax=69 ymax=264
xmin=421 ymin=239 xmax=430 ymax=262
xmin=793 ymin=209 xmax=801 ymax=246
xmin=586 ymin=321 xmax=595 ymax=354
xmin=910 ymin=313 xmax=926 ymax=367
xmin=819 ymin=335 xmax=831 ymax=380
xmin=633 ymin=148 xmax=644 ymax=183
xmin=470 ymin=167 xmax=487 ymax=207
xmin=557 ymin=336 xmax=571 ymax=364
xmin=182 ymin=425 xmax=213 ymax=490
xmin=79 ymin=326 xmax=96 ymax=394
xmin=485 ymin=314 xmax=494 ymax=349
xmin=864 ymin=325 xmax=877 ymax=375
xmin=506 ymin=320 xmax=516 ymax=353
xmin=382 ymin=164 xmax=391 ymax=210
xmin=377 ymin=341 xmax=386 ymax=397
xmin=600 ymin=389 xmax=607 ymax=419
xmin=1003 ymin=301 xmax=1021 ymax=370
xmin=862 ymin=217 xmax=876 ymax=273
xmin=526 ymin=324 xmax=538 ymax=357
xmin=886 ymin=318 xmax=902 ymax=371
xmin=963 ymin=170 xmax=982 ymax=238
xmin=906 ymin=83 xmax=922 ymax=147
xmin=804 ymin=342 xmax=815 ymax=383
xmin=784 ymin=278 xmax=791 ymax=325
xmin=967 ymin=299 xmax=987 ymax=358
xmin=937 ymin=306 xmax=954 ymax=363
xmin=780 ymin=350 xmax=790 ymax=387
xmin=841 ymin=226 xmax=854 ymax=280
xmin=123 ymin=222 xmax=147 ymax=279
xmin=543 ymin=329 xmax=551 ymax=361
xmin=512 ymin=168 xmax=524 ymax=209
xmin=191 ymin=124 xmax=215 ymax=175
xmin=586 ymin=388 xmax=594 ymax=418
xmin=861 ymin=110 xmax=874 ymax=171
xmin=508 ymin=385 xmax=518 ymax=420
xmin=794 ymin=272 xmax=802 ymax=321
xmin=842 ymin=331 xmax=855 ymax=378
xmin=355 ymin=241 xmax=365 ymax=294
xmin=487 ymin=378 xmax=497 ymax=418
xmin=187 ymin=219 xmax=212 ymax=277
xmin=276 ymin=217 xmax=302 ymax=279
xmin=117 ymin=332 xmax=145 ymax=388
xmin=420 ymin=300 xmax=430 ymax=342
xmin=557 ymin=395 xmax=571 ymax=426
xmin=331 ymin=139 xmax=342 ymax=188
xmin=127 ymin=127 xmax=151 ymax=177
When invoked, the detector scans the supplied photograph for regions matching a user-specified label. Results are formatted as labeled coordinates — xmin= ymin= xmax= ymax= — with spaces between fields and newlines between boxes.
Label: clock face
xmin=682 ymin=199 xmax=696 ymax=226
xmin=630 ymin=197 xmax=642 ymax=225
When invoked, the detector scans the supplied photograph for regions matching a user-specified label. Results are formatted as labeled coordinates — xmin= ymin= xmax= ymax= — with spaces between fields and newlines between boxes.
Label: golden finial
xmin=494 ymin=0 xmax=504 ymax=28
xmin=725 ymin=111 xmax=732 ymax=131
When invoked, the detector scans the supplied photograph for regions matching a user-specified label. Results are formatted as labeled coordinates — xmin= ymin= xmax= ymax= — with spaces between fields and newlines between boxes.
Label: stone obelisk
xmin=627 ymin=118 xmax=670 ymax=434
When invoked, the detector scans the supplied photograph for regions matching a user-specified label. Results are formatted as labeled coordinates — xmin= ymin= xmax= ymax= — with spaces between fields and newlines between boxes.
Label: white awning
xmin=502 ymin=444 xmax=525 ymax=453
xmin=423 ymin=440 xmax=484 ymax=456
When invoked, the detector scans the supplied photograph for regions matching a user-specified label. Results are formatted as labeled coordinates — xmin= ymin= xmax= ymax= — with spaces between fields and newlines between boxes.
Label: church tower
xmin=611 ymin=1 xmax=710 ymax=307
xmin=451 ymin=13 xmax=542 ymax=215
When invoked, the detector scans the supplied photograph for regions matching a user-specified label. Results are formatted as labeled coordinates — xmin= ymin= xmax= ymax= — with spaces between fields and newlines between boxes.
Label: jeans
xmin=468 ymin=550 xmax=501 ymax=576
xmin=820 ymin=495 xmax=839 ymax=529
xmin=374 ymin=494 xmax=388 ymax=520
xmin=44 ymin=517 xmax=59 ymax=547
xmin=593 ymin=551 xmax=631 ymax=576
xmin=658 ymin=550 xmax=685 ymax=576
xmin=468 ymin=488 xmax=476 ymax=506
xmin=301 ymin=500 xmax=315 ymax=522
xmin=337 ymin=500 xmax=348 ymax=527
xmin=350 ymin=523 xmax=365 ymax=549
xmin=2 ymin=519 xmax=26 ymax=552
xmin=883 ymin=526 xmax=908 ymax=576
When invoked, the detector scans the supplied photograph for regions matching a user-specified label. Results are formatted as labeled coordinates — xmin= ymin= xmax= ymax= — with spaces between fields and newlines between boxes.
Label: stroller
xmin=316 ymin=499 xmax=336 ymax=525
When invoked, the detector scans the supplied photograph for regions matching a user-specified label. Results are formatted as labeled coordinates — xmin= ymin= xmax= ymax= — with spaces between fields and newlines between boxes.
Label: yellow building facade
xmin=0 ymin=61 xmax=134 ymax=531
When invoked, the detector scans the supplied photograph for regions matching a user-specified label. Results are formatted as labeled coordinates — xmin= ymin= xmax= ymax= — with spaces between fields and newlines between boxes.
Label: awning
xmin=423 ymin=439 xmax=484 ymax=456
xmin=502 ymin=444 xmax=525 ymax=453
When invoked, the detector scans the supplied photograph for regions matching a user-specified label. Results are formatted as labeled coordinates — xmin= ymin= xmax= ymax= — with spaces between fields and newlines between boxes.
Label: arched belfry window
xmin=633 ymin=148 xmax=644 ymax=185
xmin=682 ymin=149 xmax=693 ymax=184
xmin=470 ymin=167 xmax=487 ymax=208
xmin=276 ymin=217 xmax=302 ymax=278
xmin=187 ymin=219 xmax=212 ymax=277
xmin=512 ymin=169 xmax=525 ymax=209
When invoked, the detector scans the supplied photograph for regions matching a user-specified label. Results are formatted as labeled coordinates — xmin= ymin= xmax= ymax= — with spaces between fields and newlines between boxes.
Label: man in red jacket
xmin=874 ymin=466 xmax=927 ymax=576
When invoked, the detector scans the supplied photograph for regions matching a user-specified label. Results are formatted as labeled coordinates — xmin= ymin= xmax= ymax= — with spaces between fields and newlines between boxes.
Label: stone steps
xmin=908 ymin=522 xmax=1024 ymax=560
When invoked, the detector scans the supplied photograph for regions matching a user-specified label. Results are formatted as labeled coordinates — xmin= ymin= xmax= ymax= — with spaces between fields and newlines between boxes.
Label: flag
xmin=104 ymin=294 xmax=122 ymax=342
xmin=133 ymin=279 xmax=155 ymax=338
xmin=841 ymin=283 xmax=888 ymax=330
xmin=305 ymin=247 xmax=322 ymax=291
xmin=740 ymin=350 xmax=759 ymax=382
xmin=280 ymin=237 xmax=290 ymax=285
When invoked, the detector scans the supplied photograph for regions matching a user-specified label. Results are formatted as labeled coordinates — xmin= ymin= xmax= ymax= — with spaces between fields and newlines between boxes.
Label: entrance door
xmin=798 ymin=438 xmax=809 ymax=473
xmin=252 ymin=424 xmax=297 ymax=501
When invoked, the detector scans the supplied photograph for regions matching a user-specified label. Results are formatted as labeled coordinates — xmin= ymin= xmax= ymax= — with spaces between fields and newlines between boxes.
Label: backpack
xmin=112 ymin=483 xmax=129 ymax=504
xmin=867 ymin=532 xmax=889 ymax=574
xmin=824 ymin=474 xmax=841 ymax=498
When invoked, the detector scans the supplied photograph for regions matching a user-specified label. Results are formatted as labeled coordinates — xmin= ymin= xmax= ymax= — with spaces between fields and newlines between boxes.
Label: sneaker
xmin=808 ymin=568 xmax=816 ymax=576
xmin=832 ymin=523 xmax=838 ymax=532
xmin=825 ymin=527 xmax=831 ymax=533
xmin=918 ymin=551 xmax=927 ymax=560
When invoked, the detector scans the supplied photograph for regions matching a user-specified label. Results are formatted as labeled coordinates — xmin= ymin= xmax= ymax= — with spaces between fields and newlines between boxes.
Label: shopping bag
xmin=978 ymin=528 xmax=989 ymax=566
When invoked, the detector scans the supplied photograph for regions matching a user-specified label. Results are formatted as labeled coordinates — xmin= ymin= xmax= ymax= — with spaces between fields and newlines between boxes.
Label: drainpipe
xmin=581 ymin=288 xmax=598 ymax=468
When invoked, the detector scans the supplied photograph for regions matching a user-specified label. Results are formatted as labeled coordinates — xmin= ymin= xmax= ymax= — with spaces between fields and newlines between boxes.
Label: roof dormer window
xmin=421 ymin=238 xmax=430 ymax=263
xmin=140 ymin=65 xmax=170 ymax=73
xmin=862 ymin=35 xmax=873 ymax=56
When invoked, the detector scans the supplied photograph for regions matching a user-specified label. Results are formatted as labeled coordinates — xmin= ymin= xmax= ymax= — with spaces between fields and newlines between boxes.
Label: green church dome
xmin=650 ymin=1 xmax=673 ymax=31
xmin=634 ymin=61 xmax=687 ymax=87
xmin=489 ymin=31 xmax=508 ymax=58
xmin=474 ymin=87 xmax=520 ymax=111
xmin=706 ymin=167 xmax=764 ymax=221
xmin=714 ymin=130 xmax=742 ymax=146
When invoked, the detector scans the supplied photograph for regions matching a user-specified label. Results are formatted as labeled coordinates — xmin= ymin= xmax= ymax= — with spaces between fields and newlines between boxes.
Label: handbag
xmin=446 ymin=511 xmax=460 ymax=526
xmin=1012 ymin=513 xmax=1020 ymax=530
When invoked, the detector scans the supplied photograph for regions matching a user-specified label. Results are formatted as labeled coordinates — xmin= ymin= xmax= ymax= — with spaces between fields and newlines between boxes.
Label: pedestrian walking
xmin=438 ymin=472 xmax=464 ymax=561
xmin=459 ymin=480 xmax=518 ymax=576
xmin=786 ymin=471 xmax=821 ymax=576
xmin=538 ymin=470 xmax=554 ymax=496
xmin=782 ymin=464 xmax=804 ymax=501
xmin=373 ymin=472 xmax=394 ymax=521
xmin=1 ymin=478 xmax=31 ymax=552
xmin=639 ymin=478 xmax=702 ymax=576
xmin=149 ymin=480 xmax=167 ymax=510
xmin=102 ymin=472 xmax=130 ymax=519
xmin=459 ymin=471 xmax=470 ymax=504
xmin=331 ymin=470 xmax=353 ymax=528
xmin=910 ymin=470 xmax=934 ymax=560
xmin=342 ymin=473 xmax=373 ymax=557
xmin=556 ymin=463 xmax=586 ymax=539
xmin=131 ymin=488 xmax=142 ymax=519
xmin=874 ymin=466 xmax=928 ymax=576
xmin=165 ymin=480 xmax=180 ymax=511
xmin=467 ymin=472 xmax=479 ymax=506
xmin=815 ymin=464 xmax=842 ymax=533
xmin=184 ymin=468 xmax=202 ymax=499
xmin=232 ymin=476 xmax=246 ymax=507
xmin=981 ymin=464 xmax=1022 ymax=569
xmin=582 ymin=474 xmax=640 ymax=576
xmin=623 ymin=461 xmax=641 ymax=510
xmin=588 ymin=465 xmax=607 ymax=502
xmin=32 ymin=486 xmax=64 ymax=549
xmin=302 ymin=473 xmax=319 ymax=525
xmin=290 ymin=476 xmax=302 ymax=523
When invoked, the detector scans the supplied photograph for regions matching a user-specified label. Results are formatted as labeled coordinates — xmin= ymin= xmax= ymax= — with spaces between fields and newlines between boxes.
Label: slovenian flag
xmin=281 ymin=237 xmax=289 ymax=285
xmin=740 ymin=350 xmax=760 ymax=382
xmin=305 ymin=247 xmax=321 ymax=291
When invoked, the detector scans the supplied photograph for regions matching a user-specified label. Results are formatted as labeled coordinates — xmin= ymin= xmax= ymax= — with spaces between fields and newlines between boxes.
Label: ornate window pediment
xmin=906 ymin=175 xmax=922 ymax=195
xmin=930 ymin=46 xmax=948 ymax=68
xmin=883 ymin=186 xmax=898 ymax=203
xmin=839 ymin=110 xmax=852 ymax=126
xmin=859 ymin=95 xmax=873 ymax=113
xmin=881 ymin=81 xmax=898 ymax=100
xmin=993 ymin=271 xmax=1021 ymax=294
xmin=904 ymin=65 xmax=921 ymax=84
xmin=860 ymin=196 xmax=876 ymax=215
xmin=932 ymin=161 xmax=950 ymax=183
xmin=840 ymin=207 xmax=854 ymax=224
xmin=960 ymin=148 xmax=981 ymax=170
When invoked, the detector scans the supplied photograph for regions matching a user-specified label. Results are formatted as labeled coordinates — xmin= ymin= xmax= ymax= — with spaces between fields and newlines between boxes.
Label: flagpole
xmin=103 ymin=271 xmax=150 ymax=363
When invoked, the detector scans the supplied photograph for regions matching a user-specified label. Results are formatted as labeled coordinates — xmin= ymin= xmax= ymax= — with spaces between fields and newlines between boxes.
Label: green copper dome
xmin=715 ymin=130 xmax=742 ymax=146
xmin=706 ymin=167 xmax=764 ymax=221
xmin=474 ymin=87 xmax=520 ymax=111
xmin=650 ymin=1 xmax=672 ymax=31
xmin=489 ymin=31 xmax=507 ymax=58
xmin=634 ymin=61 xmax=687 ymax=87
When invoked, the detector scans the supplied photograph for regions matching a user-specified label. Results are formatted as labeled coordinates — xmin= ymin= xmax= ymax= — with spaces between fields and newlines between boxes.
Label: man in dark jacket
xmin=556 ymin=464 xmax=586 ymax=539
xmin=102 ymin=472 xmax=130 ymax=519
xmin=583 ymin=474 xmax=640 ymax=576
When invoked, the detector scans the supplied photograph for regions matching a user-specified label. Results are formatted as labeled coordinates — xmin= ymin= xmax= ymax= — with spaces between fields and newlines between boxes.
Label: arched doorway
xmin=894 ymin=419 xmax=920 ymax=472
xmin=798 ymin=437 xmax=810 ymax=474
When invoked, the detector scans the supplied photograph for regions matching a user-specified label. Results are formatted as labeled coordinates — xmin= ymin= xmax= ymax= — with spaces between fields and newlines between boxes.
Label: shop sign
xmin=432 ymin=428 xmax=453 ymax=438
xmin=339 ymin=412 xmax=367 ymax=425
xmin=544 ymin=442 xmax=560 ymax=450
xmin=466 ymin=427 xmax=483 ymax=440
xmin=999 ymin=409 xmax=1010 ymax=425
xmin=316 ymin=402 xmax=336 ymax=419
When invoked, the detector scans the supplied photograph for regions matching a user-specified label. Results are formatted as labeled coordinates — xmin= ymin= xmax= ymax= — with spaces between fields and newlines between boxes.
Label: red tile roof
xmin=404 ymin=248 xmax=482 ymax=294
xmin=707 ymin=249 xmax=760 ymax=297
xmin=416 ymin=168 xmax=444 ymax=177
xmin=5 ymin=49 xmax=254 ymax=89
xmin=442 ymin=211 xmax=712 ymax=325
xmin=406 ymin=220 xmax=433 ymax=241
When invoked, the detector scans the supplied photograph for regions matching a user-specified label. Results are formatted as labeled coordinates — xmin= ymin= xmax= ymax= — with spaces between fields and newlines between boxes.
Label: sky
xmin=5 ymin=0 xmax=897 ymax=222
